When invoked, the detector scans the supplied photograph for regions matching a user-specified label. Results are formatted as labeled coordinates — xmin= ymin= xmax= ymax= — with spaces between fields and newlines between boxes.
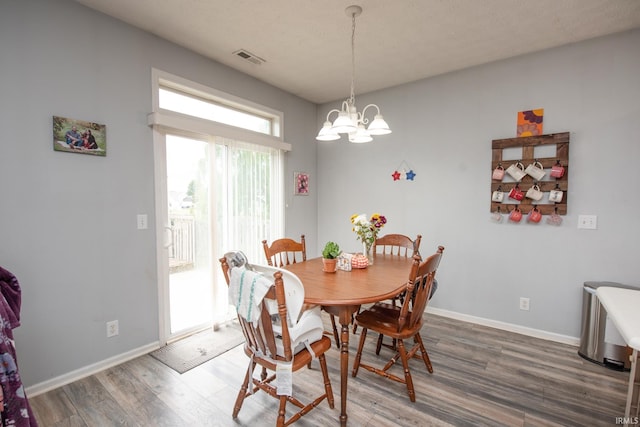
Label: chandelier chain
xmin=349 ymin=10 xmax=356 ymax=106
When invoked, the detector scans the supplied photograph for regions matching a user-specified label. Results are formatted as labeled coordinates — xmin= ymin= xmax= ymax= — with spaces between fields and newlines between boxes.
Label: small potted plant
xmin=322 ymin=241 xmax=341 ymax=273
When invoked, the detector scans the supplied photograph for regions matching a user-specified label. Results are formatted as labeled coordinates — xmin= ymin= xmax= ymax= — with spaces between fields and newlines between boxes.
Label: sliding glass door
xmin=155 ymin=133 xmax=283 ymax=343
xmin=151 ymin=69 xmax=286 ymax=344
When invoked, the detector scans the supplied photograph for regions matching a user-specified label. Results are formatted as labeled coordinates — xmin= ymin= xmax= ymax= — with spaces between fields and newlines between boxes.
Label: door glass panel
xmin=159 ymin=89 xmax=273 ymax=135
xmin=166 ymin=135 xmax=213 ymax=334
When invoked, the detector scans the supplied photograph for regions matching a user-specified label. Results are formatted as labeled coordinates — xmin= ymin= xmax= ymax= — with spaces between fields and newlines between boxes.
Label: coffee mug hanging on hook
xmin=508 ymin=184 xmax=524 ymax=201
xmin=527 ymin=206 xmax=542 ymax=223
xmin=509 ymin=206 xmax=522 ymax=223
xmin=491 ymin=206 xmax=503 ymax=223
xmin=492 ymin=186 xmax=504 ymax=202
xmin=525 ymin=184 xmax=543 ymax=201
xmin=550 ymin=160 xmax=565 ymax=178
xmin=549 ymin=184 xmax=564 ymax=203
xmin=546 ymin=207 xmax=563 ymax=226
xmin=525 ymin=160 xmax=546 ymax=181
xmin=506 ymin=161 xmax=526 ymax=181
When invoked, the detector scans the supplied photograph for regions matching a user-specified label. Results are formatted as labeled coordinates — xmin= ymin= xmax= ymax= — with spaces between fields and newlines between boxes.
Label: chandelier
xmin=316 ymin=5 xmax=391 ymax=143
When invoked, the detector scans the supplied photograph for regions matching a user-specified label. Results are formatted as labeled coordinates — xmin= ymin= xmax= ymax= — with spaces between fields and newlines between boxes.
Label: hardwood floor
xmin=29 ymin=314 xmax=630 ymax=426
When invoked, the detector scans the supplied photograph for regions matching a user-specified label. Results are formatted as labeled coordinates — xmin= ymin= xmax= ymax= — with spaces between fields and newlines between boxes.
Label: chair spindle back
xmin=397 ymin=246 xmax=444 ymax=331
xmin=374 ymin=234 xmax=422 ymax=257
xmin=262 ymin=235 xmax=306 ymax=267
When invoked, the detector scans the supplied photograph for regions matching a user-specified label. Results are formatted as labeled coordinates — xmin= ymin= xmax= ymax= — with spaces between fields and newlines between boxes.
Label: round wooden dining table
xmin=284 ymin=254 xmax=414 ymax=426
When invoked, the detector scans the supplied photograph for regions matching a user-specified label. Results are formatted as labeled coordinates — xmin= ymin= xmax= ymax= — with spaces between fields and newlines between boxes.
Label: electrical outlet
xmin=106 ymin=320 xmax=119 ymax=337
xmin=519 ymin=297 xmax=530 ymax=311
xmin=137 ymin=214 xmax=148 ymax=230
xmin=577 ymin=215 xmax=597 ymax=230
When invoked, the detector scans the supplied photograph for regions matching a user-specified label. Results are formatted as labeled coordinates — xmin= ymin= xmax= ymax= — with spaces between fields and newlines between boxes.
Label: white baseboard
xmin=426 ymin=307 xmax=580 ymax=346
xmin=26 ymin=341 xmax=160 ymax=398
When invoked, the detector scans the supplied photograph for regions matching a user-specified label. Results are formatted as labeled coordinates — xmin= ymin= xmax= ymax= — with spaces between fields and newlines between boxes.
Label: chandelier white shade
xmin=316 ymin=5 xmax=391 ymax=143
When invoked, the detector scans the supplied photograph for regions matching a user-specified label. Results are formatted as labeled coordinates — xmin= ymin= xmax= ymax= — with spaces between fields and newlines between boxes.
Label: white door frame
xmin=149 ymin=68 xmax=289 ymax=344
xmin=151 ymin=126 xmax=171 ymax=345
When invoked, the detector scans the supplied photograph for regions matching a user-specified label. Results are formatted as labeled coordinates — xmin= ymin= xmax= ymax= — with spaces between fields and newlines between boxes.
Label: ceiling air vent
xmin=233 ymin=49 xmax=265 ymax=65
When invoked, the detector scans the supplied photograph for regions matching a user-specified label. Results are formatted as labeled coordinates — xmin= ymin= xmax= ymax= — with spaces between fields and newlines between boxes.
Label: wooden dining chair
xmin=373 ymin=234 xmax=421 ymax=307
xmin=353 ymin=233 xmax=423 ymax=334
xmin=220 ymin=255 xmax=334 ymax=426
xmin=263 ymin=235 xmax=341 ymax=349
xmin=262 ymin=235 xmax=307 ymax=267
xmin=373 ymin=233 xmax=422 ymax=257
xmin=351 ymin=246 xmax=444 ymax=402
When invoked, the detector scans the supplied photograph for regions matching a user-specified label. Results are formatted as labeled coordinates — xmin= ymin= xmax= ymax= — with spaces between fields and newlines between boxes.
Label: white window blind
xmin=215 ymin=138 xmax=283 ymax=264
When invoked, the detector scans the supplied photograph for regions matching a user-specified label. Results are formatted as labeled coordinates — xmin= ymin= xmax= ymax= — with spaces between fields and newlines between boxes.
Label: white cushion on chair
xmin=253 ymin=264 xmax=305 ymax=325
xmin=274 ymin=306 xmax=324 ymax=356
xmin=252 ymin=264 xmax=324 ymax=356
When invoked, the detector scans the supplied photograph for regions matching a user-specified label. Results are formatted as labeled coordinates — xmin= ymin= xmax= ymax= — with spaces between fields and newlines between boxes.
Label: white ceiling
xmin=75 ymin=0 xmax=640 ymax=104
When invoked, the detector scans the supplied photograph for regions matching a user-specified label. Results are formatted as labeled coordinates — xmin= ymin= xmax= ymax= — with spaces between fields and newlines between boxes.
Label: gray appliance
xmin=578 ymin=281 xmax=640 ymax=371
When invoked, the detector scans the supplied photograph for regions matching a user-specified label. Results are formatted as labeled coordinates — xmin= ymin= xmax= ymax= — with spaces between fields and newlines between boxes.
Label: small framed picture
xmin=294 ymin=172 xmax=309 ymax=195
xmin=53 ymin=116 xmax=106 ymax=156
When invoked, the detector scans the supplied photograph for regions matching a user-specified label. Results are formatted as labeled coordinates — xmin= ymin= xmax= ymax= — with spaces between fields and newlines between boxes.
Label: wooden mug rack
xmin=491 ymin=132 xmax=569 ymax=216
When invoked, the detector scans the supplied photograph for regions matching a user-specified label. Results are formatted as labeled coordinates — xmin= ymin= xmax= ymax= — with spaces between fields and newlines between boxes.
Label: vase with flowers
xmin=350 ymin=213 xmax=387 ymax=265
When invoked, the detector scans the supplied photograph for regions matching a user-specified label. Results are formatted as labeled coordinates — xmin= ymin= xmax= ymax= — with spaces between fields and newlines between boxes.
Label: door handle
xmin=164 ymin=226 xmax=174 ymax=249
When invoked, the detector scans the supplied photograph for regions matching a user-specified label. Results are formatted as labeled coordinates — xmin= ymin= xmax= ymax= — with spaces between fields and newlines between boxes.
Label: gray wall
xmin=0 ymin=0 xmax=317 ymax=388
xmin=317 ymin=29 xmax=640 ymax=338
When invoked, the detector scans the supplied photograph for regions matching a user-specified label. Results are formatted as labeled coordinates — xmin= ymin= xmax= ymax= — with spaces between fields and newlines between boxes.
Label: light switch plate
xmin=577 ymin=215 xmax=597 ymax=229
xmin=137 ymin=214 xmax=148 ymax=230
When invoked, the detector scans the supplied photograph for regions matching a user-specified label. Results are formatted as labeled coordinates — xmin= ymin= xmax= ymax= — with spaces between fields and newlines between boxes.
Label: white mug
xmin=492 ymin=190 xmax=504 ymax=202
xmin=549 ymin=189 xmax=564 ymax=203
xmin=525 ymin=161 xmax=546 ymax=181
xmin=525 ymin=184 xmax=543 ymax=201
xmin=506 ymin=162 xmax=526 ymax=181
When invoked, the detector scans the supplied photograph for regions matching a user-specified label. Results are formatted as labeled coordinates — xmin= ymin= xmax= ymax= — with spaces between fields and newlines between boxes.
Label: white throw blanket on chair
xmin=229 ymin=266 xmax=273 ymax=325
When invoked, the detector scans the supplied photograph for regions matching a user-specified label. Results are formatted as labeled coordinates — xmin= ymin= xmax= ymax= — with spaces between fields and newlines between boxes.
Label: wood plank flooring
xmin=29 ymin=314 xmax=630 ymax=426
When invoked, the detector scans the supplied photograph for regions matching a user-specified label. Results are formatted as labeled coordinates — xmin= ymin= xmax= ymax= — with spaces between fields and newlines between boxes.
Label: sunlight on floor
xmin=169 ymin=268 xmax=213 ymax=333
xmin=169 ymin=268 xmax=236 ymax=334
